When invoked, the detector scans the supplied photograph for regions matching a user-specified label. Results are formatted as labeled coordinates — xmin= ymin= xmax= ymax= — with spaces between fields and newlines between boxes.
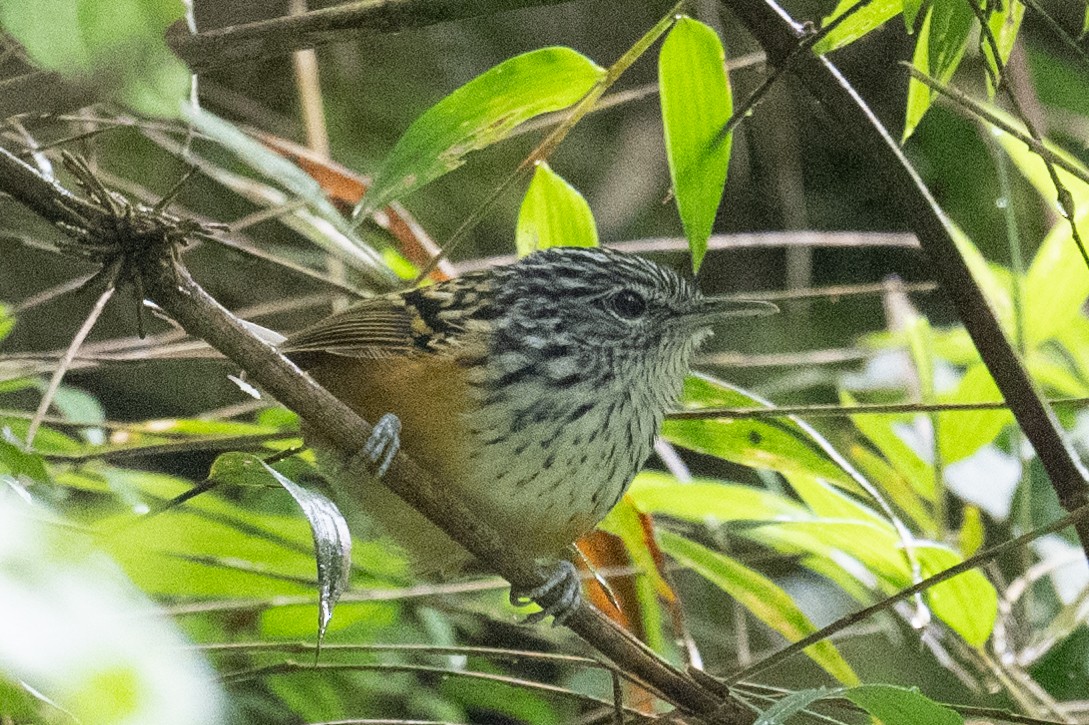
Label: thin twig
xmin=25 ymin=263 xmax=118 ymax=447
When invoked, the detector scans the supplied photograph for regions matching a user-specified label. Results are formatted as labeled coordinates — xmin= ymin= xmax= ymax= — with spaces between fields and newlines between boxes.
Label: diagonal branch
xmin=0 ymin=145 xmax=754 ymax=724
xmin=719 ymin=0 xmax=1089 ymax=563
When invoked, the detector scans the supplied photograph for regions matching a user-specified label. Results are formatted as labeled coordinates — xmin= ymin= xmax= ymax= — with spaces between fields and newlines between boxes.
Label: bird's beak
xmin=681 ymin=296 xmax=778 ymax=328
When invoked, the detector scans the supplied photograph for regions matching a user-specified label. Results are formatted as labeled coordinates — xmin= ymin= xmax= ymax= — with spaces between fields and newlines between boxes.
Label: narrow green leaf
xmin=982 ymin=1 xmax=1025 ymax=97
xmin=515 ymin=162 xmax=598 ymax=256
xmin=959 ymin=504 xmax=984 ymax=556
xmin=842 ymin=684 xmax=964 ymax=725
xmin=903 ymin=0 xmax=977 ymax=140
xmin=0 ymin=0 xmax=189 ymax=117
xmin=659 ymin=17 xmax=732 ymax=272
xmin=755 ymin=687 xmax=837 ymax=725
xmin=660 ymin=531 xmax=859 ymax=685
xmin=358 ymin=47 xmax=605 ymax=217
xmin=813 ymin=0 xmax=904 ymax=55
xmin=664 ymin=375 xmax=855 ymax=486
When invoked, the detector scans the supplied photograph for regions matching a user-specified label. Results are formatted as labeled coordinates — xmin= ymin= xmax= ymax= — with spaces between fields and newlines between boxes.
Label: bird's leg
xmin=356 ymin=412 xmax=401 ymax=477
xmin=510 ymin=559 xmax=582 ymax=626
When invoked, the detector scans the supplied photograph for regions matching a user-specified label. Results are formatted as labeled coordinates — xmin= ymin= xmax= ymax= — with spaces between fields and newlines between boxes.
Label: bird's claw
xmin=510 ymin=560 xmax=581 ymax=626
xmin=357 ymin=413 xmax=401 ymax=478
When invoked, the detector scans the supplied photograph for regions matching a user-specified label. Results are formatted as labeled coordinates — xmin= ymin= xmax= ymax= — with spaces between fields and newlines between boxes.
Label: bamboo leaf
xmin=903 ymin=0 xmax=977 ymax=140
xmin=842 ymin=684 xmax=963 ymax=725
xmin=515 ymin=162 xmax=598 ymax=256
xmin=813 ymin=0 xmax=904 ymax=54
xmin=660 ymin=531 xmax=859 ymax=685
xmin=659 ymin=17 xmax=732 ymax=272
xmin=358 ymin=47 xmax=605 ymax=217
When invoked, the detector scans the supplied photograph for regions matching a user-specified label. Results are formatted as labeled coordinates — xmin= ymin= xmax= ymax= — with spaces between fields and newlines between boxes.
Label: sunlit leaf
xmin=358 ymin=47 xmax=605 ymax=217
xmin=959 ymin=504 xmax=984 ymax=556
xmin=813 ymin=0 xmax=904 ymax=54
xmin=937 ymin=364 xmax=1010 ymax=462
xmin=659 ymin=17 xmax=732 ymax=272
xmin=0 ymin=0 xmax=189 ymax=117
xmin=903 ymin=0 xmax=977 ymax=140
xmin=664 ymin=375 xmax=854 ymax=486
xmin=659 ymin=531 xmax=859 ymax=684
xmin=982 ymin=1 xmax=1025 ymax=97
xmin=843 ymin=684 xmax=963 ymax=724
xmin=515 ymin=162 xmax=598 ymax=256
xmin=0 ymin=303 xmax=13 ymax=342
xmin=843 ymin=391 xmax=936 ymax=502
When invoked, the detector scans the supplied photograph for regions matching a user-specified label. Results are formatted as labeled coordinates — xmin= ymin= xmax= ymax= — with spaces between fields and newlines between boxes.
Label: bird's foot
xmin=355 ymin=413 xmax=401 ymax=478
xmin=510 ymin=560 xmax=581 ymax=626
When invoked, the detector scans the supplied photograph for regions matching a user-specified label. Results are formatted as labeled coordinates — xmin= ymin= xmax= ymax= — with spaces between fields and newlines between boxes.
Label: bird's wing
xmin=280 ymin=296 xmax=426 ymax=359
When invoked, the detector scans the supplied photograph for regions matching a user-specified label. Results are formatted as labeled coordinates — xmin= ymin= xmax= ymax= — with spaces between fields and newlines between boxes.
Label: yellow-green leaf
xmin=358 ymin=47 xmax=605 ymax=217
xmin=903 ymin=0 xmax=977 ymax=140
xmin=659 ymin=17 xmax=732 ymax=272
xmin=659 ymin=531 xmax=859 ymax=685
xmin=515 ymin=162 xmax=598 ymax=256
xmin=813 ymin=0 xmax=904 ymax=54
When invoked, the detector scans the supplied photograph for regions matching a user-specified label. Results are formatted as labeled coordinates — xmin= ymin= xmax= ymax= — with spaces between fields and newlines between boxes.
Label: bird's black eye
xmin=610 ymin=289 xmax=647 ymax=319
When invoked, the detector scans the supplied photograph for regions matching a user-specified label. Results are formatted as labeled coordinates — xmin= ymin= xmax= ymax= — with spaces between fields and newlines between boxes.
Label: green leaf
xmin=843 ymin=391 xmax=936 ymax=502
xmin=659 ymin=17 xmax=732 ymax=272
xmin=515 ymin=162 xmax=598 ymax=256
xmin=937 ymin=364 xmax=1010 ymax=462
xmin=211 ymin=452 xmax=351 ymax=643
xmin=842 ymin=684 xmax=964 ymax=725
xmin=359 ymin=47 xmax=605 ymax=217
xmin=598 ymin=495 xmax=674 ymax=628
xmin=813 ymin=0 xmax=904 ymax=54
xmin=903 ymin=0 xmax=978 ymax=140
xmin=664 ymin=375 xmax=855 ymax=486
xmin=629 ymin=473 xmax=998 ymax=645
xmin=982 ymin=1 xmax=1025 ymax=97
xmin=659 ymin=531 xmax=859 ymax=684
xmin=0 ymin=0 xmax=190 ymax=117
xmin=1023 ymin=214 xmax=1089 ymax=347
xmin=755 ymin=687 xmax=835 ymax=725
xmin=903 ymin=0 xmax=925 ymax=29
xmin=0 ymin=303 xmax=13 ymax=342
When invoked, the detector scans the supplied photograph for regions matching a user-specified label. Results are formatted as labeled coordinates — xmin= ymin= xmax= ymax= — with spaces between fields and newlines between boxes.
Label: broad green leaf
xmin=515 ymin=162 xmax=598 ymax=256
xmin=903 ymin=0 xmax=924 ymax=29
xmin=982 ymin=1 xmax=1025 ymax=97
xmin=995 ymin=111 xmax=1089 ymax=208
xmin=0 ymin=0 xmax=189 ymax=117
xmin=359 ymin=47 xmax=605 ymax=217
xmin=659 ymin=17 xmax=732 ymax=272
xmin=664 ymin=375 xmax=854 ymax=486
xmin=628 ymin=471 xmax=812 ymax=523
xmin=813 ymin=0 xmax=904 ymax=54
xmin=848 ymin=443 xmax=934 ymax=533
xmin=937 ymin=364 xmax=1010 ymax=462
xmin=903 ymin=0 xmax=978 ymax=140
xmin=755 ymin=687 xmax=835 ymax=725
xmin=659 ymin=531 xmax=859 ymax=685
xmin=843 ymin=684 xmax=963 ymax=725
xmin=916 ymin=544 xmax=997 ymax=646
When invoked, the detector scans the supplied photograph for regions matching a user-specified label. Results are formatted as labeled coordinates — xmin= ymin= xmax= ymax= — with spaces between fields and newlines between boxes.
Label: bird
xmin=279 ymin=246 xmax=772 ymax=622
